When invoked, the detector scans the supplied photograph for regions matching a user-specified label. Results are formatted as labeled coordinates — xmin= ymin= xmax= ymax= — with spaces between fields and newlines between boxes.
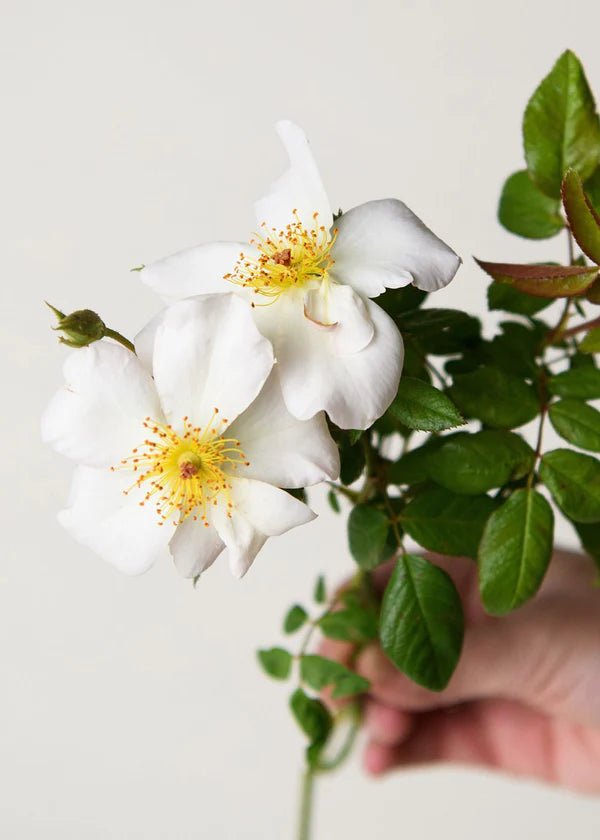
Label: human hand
xmin=320 ymin=551 xmax=600 ymax=793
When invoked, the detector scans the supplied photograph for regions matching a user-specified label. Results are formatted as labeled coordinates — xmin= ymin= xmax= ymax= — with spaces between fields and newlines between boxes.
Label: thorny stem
xmin=560 ymin=314 xmax=600 ymax=340
xmin=544 ymin=297 xmax=572 ymax=347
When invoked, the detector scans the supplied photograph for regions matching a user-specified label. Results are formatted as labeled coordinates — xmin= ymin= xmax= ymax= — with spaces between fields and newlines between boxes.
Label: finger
xmin=363 ymin=699 xmax=600 ymax=794
xmin=317 ymin=636 xmax=355 ymax=668
xmin=357 ymin=586 xmax=600 ymax=724
xmin=355 ymin=613 xmax=511 ymax=712
xmin=363 ymin=700 xmax=413 ymax=746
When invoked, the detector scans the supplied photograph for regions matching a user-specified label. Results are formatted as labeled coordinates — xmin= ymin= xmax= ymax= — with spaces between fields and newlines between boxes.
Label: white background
xmin=2 ymin=0 xmax=600 ymax=837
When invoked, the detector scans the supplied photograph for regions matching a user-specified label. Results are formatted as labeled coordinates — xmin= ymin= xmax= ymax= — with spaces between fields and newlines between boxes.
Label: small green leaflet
xmin=289 ymin=688 xmax=332 ymax=766
xmin=283 ymin=605 xmax=309 ymax=634
xmin=257 ymin=647 xmax=292 ymax=680
xmin=580 ymin=328 xmax=600 ymax=354
xmin=300 ymin=655 xmax=370 ymax=699
xmin=498 ymin=170 xmax=563 ymax=239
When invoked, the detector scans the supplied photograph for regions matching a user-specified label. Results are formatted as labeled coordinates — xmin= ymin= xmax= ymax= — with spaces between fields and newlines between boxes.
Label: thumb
xmin=356 ymin=592 xmax=600 ymax=725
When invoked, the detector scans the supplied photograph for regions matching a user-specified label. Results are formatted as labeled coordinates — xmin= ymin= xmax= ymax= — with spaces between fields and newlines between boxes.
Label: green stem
xmin=325 ymin=481 xmax=360 ymax=503
xmin=317 ymin=707 xmax=361 ymax=771
xmin=297 ymin=767 xmax=315 ymax=840
xmin=567 ymin=227 xmax=575 ymax=266
xmin=105 ymin=327 xmax=136 ymax=353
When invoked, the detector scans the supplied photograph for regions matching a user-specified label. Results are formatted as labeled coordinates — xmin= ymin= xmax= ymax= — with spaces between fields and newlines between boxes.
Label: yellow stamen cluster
xmin=112 ymin=409 xmax=249 ymax=526
xmin=224 ymin=211 xmax=338 ymax=304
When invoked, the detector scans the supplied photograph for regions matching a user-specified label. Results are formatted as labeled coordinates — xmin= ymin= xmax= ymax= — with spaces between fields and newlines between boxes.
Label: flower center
xmin=112 ymin=410 xmax=249 ymax=526
xmin=224 ymin=211 xmax=338 ymax=304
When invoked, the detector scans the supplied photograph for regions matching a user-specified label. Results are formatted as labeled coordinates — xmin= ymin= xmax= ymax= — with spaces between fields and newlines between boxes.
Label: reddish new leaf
xmin=562 ymin=169 xmax=600 ymax=265
xmin=475 ymin=258 xmax=598 ymax=298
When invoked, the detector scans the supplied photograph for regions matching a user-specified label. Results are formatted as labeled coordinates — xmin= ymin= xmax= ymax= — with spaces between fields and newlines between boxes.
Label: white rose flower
xmin=42 ymin=294 xmax=340 ymax=579
xmin=141 ymin=121 xmax=461 ymax=429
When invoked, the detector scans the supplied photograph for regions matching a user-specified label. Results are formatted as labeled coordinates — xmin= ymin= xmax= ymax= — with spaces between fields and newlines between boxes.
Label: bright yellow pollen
xmin=112 ymin=410 xmax=249 ymax=526
xmin=224 ymin=210 xmax=338 ymax=304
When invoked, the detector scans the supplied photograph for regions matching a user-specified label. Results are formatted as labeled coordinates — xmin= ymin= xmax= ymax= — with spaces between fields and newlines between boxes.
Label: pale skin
xmin=319 ymin=551 xmax=600 ymax=793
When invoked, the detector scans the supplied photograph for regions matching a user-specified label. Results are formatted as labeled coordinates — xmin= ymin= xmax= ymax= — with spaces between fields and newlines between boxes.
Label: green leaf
xmin=562 ymin=169 xmax=600 ymax=264
xmin=476 ymin=259 xmax=598 ymax=298
xmin=318 ymin=606 xmax=378 ymax=644
xmin=257 ymin=647 xmax=292 ymax=680
xmin=348 ymin=429 xmax=362 ymax=445
xmin=571 ymin=521 xmax=600 ymax=575
xmin=523 ymin=50 xmax=600 ymax=198
xmin=283 ymin=605 xmax=309 ymax=634
xmin=488 ymin=281 xmax=553 ymax=316
xmin=388 ymin=377 xmax=464 ymax=432
xmin=299 ymin=655 xmax=370 ymax=699
xmin=449 ymin=367 xmax=538 ymax=429
xmin=571 ymin=351 xmax=597 ymax=370
xmin=580 ymin=327 xmax=600 ymax=353
xmin=387 ymin=435 xmax=448 ymax=486
xmin=498 ymin=170 xmax=564 ymax=239
xmin=396 ymin=308 xmax=481 ymax=355
xmin=313 ymin=575 xmax=326 ymax=604
xmin=478 ymin=489 xmax=554 ymax=614
xmin=339 ymin=442 xmax=365 ymax=486
xmin=586 ymin=166 xmax=600 ymax=215
xmin=586 ymin=277 xmax=600 ymax=304
xmin=401 ymin=486 xmax=497 ymax=558
xmin=327 ymin=490 xmax=341 ymax=514
xmin=540 ymin=449 xmax=600 ymax=522
xmin=290 ymin=688 xmax=332 ymax=748
xmin=377 ymin=285 xmax=427 ymax=317
xmin=549 ymin=399 xmax=600 ymax=451
xmin=485 ymin=321 xmax=544 ymax=379
xmin=348 ymin=505 xmax=395 ymax=571
xmin=548 ymin=367 xmax=600 ymax=399
xmin=380 ymin=555 xmax=464 ymax=691
xmin=427 ymin=431 xmax=535 ymax=494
